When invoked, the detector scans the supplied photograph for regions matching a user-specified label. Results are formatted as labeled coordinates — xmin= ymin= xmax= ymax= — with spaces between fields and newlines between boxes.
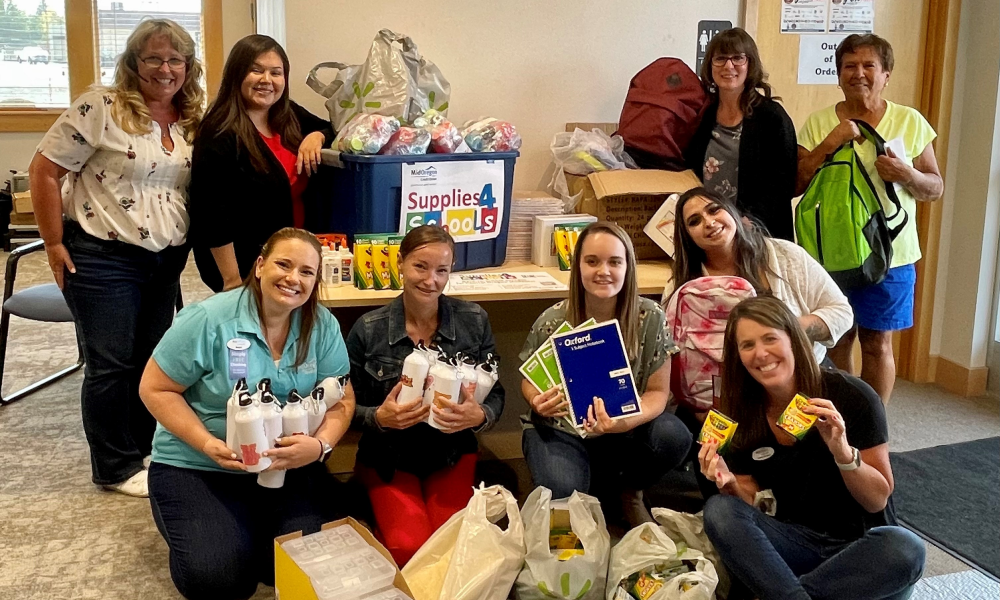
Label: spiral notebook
xmin=551 ymin=320 xmax=641 ymax=427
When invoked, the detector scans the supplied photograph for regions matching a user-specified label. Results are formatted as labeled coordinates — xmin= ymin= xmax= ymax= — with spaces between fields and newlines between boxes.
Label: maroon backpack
xmin=617 ymin=58 xmax=708 ymax=170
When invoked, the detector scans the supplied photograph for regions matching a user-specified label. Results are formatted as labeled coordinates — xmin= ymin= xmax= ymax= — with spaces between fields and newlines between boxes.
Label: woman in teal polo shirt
xmin=139 ymin=227 xmax=354 ymax=600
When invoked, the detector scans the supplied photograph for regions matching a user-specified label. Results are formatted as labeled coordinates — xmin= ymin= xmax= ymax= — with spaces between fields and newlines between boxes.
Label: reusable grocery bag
xmin=306 ymin=29 xmax=451 ymax=131
xmin=607 ymin=522 xmax=718 ymax=600
xmin=515 ymin=487 xmax=610 ymax=600
xmin=402 ymin=484 xmax=525 ymax=600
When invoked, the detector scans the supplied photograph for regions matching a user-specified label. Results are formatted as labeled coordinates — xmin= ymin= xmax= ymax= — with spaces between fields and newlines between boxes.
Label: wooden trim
xmin=0 ymin=109 xmax=63 ymax=132
xmin=742 ymin=0 xmax=760 ymax=38
xmin=897 ymin=0 xmax=963 ymax=382
xmin=934 ymin=355 xmax=989 ymax=397
xmin=203 ymin=0 xmax=224 ymax=102
xmin=65 ymin=0 xmax=97 ymax=101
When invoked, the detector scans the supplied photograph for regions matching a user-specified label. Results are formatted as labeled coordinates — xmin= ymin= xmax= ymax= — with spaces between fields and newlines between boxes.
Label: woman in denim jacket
xmin=345 ymin=225 xmax=505 ymax=566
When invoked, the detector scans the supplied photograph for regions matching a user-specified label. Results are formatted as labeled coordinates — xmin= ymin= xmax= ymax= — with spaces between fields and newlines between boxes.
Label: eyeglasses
xmin=711 ymin=54 xmax=748 ymax=67
xmin=139 ymin=56 xmax=186 ymax=70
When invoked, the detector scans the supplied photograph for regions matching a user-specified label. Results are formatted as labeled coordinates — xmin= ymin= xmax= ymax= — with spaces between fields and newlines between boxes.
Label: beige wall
xmin=0 ymin=0 xmax=253 ymax=179
xmin=930 ymin=0 xmax=1000 ymax=370
xmin=283 ymin=0 xmax=741 ymax=191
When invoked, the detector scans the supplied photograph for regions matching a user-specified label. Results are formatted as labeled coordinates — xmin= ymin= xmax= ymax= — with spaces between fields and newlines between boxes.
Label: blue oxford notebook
xmin=551 ymin=320 xmax=642 ymax=427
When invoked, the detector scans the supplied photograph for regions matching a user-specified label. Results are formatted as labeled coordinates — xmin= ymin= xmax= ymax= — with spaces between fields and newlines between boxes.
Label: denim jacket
xmin=346 ymin=295 xmax=505 ymax=480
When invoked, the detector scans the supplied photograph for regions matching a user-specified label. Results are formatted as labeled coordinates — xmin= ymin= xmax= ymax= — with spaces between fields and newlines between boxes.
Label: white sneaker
xmin=103 ymin=469 xmax=149 ymax=498
xmin=142 ymin=455 xmax=152 ymax=469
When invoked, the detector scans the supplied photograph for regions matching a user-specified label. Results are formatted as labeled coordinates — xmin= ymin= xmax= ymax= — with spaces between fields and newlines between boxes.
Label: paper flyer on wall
xmin=781 ymin=0 xmax=828 ymax=33
xmin=829 ymin=0 xmax=874 ymax=33
xmin=551 ymin=320 xmax=641 ymax=427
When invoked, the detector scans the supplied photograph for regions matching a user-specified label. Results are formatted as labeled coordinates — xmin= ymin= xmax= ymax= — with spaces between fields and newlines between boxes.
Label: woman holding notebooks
xmin=346 ymin=225 xmax=505 ymax=566
xmin=520 ymin=221 xmax=692 ymax=526
xmin=698 ymin=295 xmax=923 ymax=600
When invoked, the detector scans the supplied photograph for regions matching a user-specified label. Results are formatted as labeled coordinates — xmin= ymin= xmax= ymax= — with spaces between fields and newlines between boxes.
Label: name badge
xmin=753 ymin=447 xmax=775 ymax=461
xmin=227 ymin=338 xmax=251 ymax=380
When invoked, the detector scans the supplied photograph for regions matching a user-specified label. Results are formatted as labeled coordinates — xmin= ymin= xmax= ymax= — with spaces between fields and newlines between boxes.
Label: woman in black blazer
xmin=189 ymin=34 xmax=334 ymax=292
xmin=684 ymin=28 xmax=798 ymax=241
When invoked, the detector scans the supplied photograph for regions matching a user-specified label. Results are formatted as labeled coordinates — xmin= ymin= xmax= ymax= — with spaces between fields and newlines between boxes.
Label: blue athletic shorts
xmin=845 ymin=264 xmax=917 ymax=332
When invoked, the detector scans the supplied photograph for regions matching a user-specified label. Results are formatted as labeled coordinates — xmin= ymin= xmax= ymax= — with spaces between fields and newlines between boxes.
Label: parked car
xmin=17 ymin=47 xmax=49 ymax=64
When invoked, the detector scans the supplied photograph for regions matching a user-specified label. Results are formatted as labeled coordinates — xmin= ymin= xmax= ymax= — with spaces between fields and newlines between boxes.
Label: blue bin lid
xmin=330 ymin=150 xmax=519 ymax=164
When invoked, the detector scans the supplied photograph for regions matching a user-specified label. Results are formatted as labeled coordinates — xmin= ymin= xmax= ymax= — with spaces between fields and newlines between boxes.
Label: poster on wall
xmin=399 ymin=160 xmax=506 ymax=242
xmin=798 ymin=34 xmax=848 ymax=84
xmin=781 ymin=0 xmax=829 ymax=33
xmin=829 ymin=0 xmax=875 ymax=33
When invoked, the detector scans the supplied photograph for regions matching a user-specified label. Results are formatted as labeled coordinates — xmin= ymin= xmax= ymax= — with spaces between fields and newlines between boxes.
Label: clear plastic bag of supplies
xmin=462 ymin=118 xmax=522 ymax=152
xmin=514 ymin=487 xmax=610 ymax=600
xmin=402 ymin=484 xmax=525 ymax=600
xmin=413 ymin=109 xmax=464 ymax=154
xmin=607 ymin=521 xmax=718 ymax=600
xmin=380 ymin=126 xmax=432 ymax=155
xmin=548 ymin=128 xmax=637 ymax=207
xmin=333 ymin=113 xmax=400 ymax=155
xmin=306 ymin=29 xmax=451 ymax=131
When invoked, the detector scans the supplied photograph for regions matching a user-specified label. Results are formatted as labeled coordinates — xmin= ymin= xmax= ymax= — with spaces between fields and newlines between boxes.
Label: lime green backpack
xmin=795 ymin=119 xmax=908 ymax=290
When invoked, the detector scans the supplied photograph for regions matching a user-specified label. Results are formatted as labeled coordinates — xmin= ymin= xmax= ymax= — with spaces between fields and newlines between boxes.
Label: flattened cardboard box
xmin=275 ymin=517 xmax=414 ymax=600
xmin=568 ymin=169 xmax=702 ymax=259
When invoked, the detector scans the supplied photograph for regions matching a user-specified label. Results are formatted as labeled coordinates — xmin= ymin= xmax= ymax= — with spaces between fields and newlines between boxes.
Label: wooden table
xmin=320 ymin=260 xmax=673 ymax=472
xmin=319 ymin=260 xmax=672 ymax=307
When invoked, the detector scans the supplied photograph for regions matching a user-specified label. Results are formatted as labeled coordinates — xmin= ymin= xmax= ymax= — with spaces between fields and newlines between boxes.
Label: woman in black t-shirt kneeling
xmin=698 ymin=296 xmax=923 ymax=600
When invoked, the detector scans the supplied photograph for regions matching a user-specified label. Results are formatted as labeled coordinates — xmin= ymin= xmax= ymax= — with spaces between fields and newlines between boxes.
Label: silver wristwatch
xmin=317 ymin=440 xmax=334 ymax=463
xmin=836 ymin=446 xmax=862 ymax=471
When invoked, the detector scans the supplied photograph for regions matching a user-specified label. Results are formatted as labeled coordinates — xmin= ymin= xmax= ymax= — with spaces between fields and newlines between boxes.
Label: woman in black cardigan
xmin=684 ymin=28 xmax=798 ymax=241
xmin=189 ymin=34 xmax=334 ymax=292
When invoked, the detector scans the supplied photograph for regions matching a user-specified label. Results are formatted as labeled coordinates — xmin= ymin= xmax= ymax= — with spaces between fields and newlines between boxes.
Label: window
xmin=0 ymin=0 xmax=70 ymax=108
xmin=0 ymin=0 xmax=221 ymax=132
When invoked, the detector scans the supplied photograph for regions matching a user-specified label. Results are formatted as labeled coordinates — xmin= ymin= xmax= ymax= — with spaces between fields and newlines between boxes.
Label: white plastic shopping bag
xmin=306 ymin=29 xmax=450 ymax=131
xmin=515 ymin=487 xmax=610 ymax=600
xmin=652 ymin=508 xmax=729 ymax=597
xmin=606 ymin=522 xmax=718 ymax=600
xmin=402 ymin=484 xmax=525 ymax=600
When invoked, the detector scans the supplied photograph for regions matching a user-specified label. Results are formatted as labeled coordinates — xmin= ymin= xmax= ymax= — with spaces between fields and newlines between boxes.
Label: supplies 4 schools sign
xmin=399 ymin=160 xmax=505 ymax=242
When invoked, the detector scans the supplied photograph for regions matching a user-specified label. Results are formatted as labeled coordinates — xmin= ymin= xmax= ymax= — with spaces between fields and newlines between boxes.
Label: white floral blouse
xmin=37 ymin=90 xmax=192 ymax=251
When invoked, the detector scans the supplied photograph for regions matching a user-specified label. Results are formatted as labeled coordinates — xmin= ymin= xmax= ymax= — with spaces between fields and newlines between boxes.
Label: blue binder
xmin=551 ymin=320 xmax=642 ymax=427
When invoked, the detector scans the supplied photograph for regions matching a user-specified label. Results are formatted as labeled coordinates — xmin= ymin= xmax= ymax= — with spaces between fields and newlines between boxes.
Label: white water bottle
xmin=257 ymin=393 xmax=285 ymax=488
xmin=421 ymin=347 xmax=446 ymax=406
xmin=456 ymin=353 xmax=479 ymax=399
xmin=474 ymin=356 xmax=499 ymax=405
xmin=306 ymin=387 xmax=326 ymax=435
xmin=318 ymin=375 xmax=348 ymax=410
xmin=282 ymin=389 xmax=309 ymax=437
xmin=398 ymin=344 xmax=431 ymax=406
xmin=234 ymin=392 xmax=271 ymax=473
xmin=226 ymin=377 xmax=248 ymax=453
xmin=427 ymin=357 xmax=465 ymax=430
xmin=251 ymin=377 xmax=271 ymax=407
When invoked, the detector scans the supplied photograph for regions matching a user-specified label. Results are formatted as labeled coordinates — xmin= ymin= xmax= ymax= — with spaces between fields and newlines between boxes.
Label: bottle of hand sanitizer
xmin=337 ymin=242 xmax=354 ymax=287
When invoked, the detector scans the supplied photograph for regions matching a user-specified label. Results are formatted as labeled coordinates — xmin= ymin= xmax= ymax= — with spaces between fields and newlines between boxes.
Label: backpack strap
xmin=851 ymin=119 xmax=909 ymax=240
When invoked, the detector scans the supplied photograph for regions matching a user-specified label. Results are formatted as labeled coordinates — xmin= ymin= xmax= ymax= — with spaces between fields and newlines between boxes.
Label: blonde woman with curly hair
xmin=28 ymin=19 xmax=205 ymax=498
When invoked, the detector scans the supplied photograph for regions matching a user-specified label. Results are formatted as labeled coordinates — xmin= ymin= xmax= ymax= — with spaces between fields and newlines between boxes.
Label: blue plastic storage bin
xmin=315 ymin=150 xmax=519 ymax=272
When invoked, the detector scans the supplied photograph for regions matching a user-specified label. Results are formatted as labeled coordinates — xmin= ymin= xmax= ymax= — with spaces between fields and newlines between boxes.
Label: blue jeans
xmin=522 ymin=411 xmax=692 ymax=499
xmin=704 ymin=494 xmax=924 ymax=600
xmin=148 ymin=462 xmax=341 ymax=600
xmin=61 ymin=222 xmax=188 ymax=485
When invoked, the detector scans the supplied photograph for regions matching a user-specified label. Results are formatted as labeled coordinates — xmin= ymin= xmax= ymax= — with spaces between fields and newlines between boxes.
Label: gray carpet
xmin=1 ymin=249 xmax=998 ymax=599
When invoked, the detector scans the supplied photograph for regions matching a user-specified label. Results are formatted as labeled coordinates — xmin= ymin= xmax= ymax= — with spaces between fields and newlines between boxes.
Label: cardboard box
xmin=565 ymin=122 xmax=619 ymax=136
xmin=9 ymin=212 xmax=36 ymax=226
xmin=275 ymin=517 xmax=413 ymax=600
xmin=12 ymin=191 xmax=32 ymax=214
xmin=568 ymin=169 xmax=702 ymax=260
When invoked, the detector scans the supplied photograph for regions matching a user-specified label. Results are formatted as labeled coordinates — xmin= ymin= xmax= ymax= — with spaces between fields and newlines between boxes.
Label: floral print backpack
xmin=665 ymin=276 xmax=756 ymax=411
